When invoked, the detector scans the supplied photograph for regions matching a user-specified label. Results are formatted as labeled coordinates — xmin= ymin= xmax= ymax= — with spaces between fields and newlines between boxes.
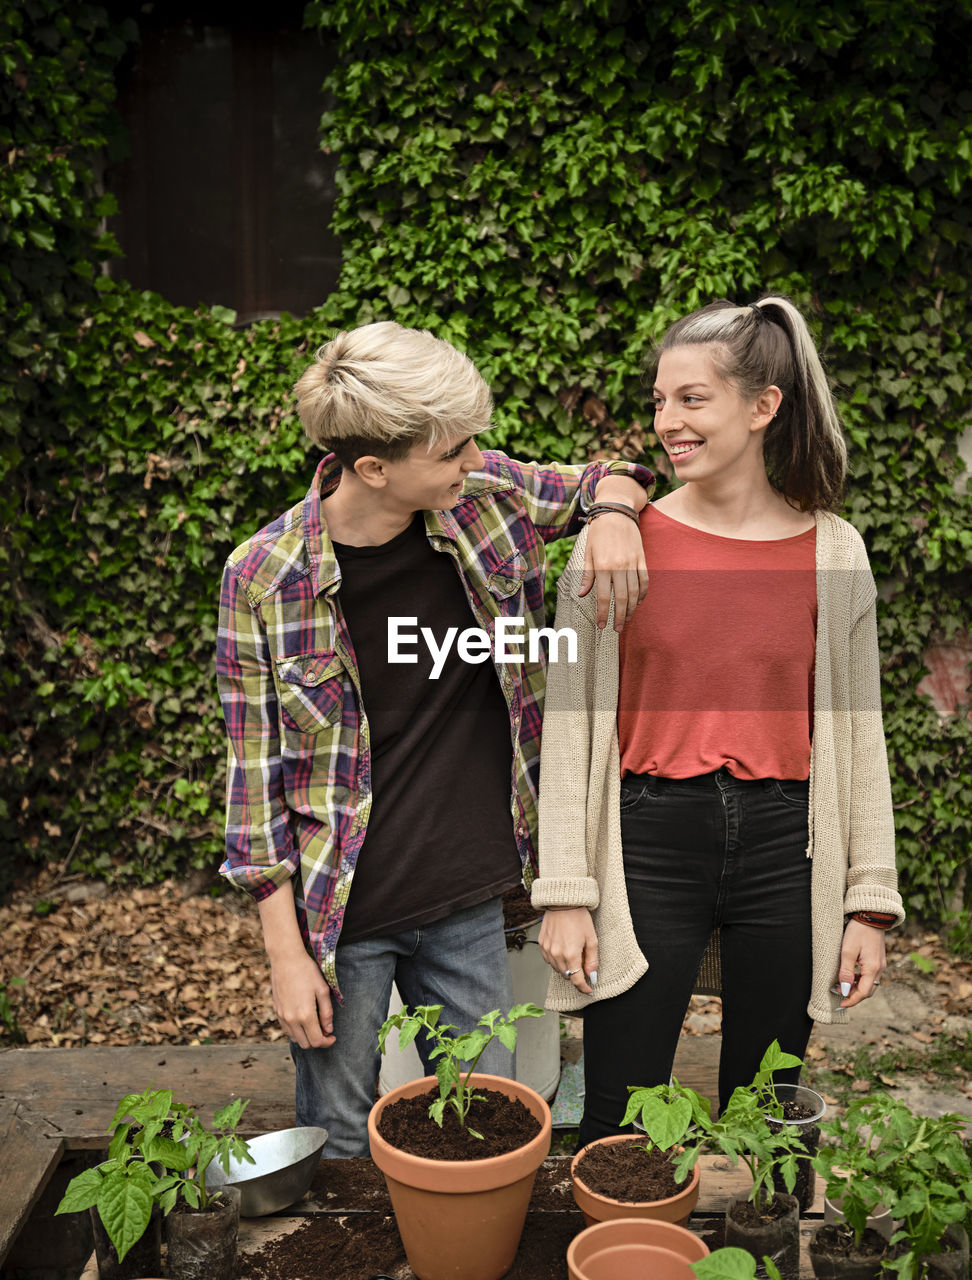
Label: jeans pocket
xmin=619 ymin=779 xmax=653 ymax=812
xmin=771 ymin=779 xmax=810 ymax=809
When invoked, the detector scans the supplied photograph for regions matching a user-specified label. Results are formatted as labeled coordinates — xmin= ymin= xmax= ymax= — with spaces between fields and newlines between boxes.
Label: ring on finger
xmin=563 ymin=968 xmax=578 ymax=978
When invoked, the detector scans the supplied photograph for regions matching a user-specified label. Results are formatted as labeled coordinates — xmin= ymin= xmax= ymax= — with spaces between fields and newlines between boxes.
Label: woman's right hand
xmin=538 ymin=907 xmax=599 ymax=995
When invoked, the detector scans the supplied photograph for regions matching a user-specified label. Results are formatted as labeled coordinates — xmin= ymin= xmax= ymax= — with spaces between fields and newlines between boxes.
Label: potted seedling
xmin=55 ymin=1087 xmax=173 ymax=1279
xmin=152 ymin=1094 xmax=252 ymax=1280
xmin=810 ymin=1094 xmax=899 ymax=1279
xmin=569 ymin=1077 xmax=711 ymax=1229
xmin=55 ymin=1087 xmax=253 ymax=1280
xmin=370 ymin=1001 xmax=551 ymax=1280
xmin=703 ymin=1042 xmax=812 ymax=1280
xmin=834 ymin=1094 xmax=971 ymax=1280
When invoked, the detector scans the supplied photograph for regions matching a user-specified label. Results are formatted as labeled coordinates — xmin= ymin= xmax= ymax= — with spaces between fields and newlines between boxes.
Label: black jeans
xmin=579 ymin=767 xmax=814 ymax=1148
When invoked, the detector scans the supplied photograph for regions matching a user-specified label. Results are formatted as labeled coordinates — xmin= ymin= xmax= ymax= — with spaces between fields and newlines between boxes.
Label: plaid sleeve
xmin=483 ymin=454 xmax=654 ymax=542
xmin=216 ymin=560 xmax=299 ymax=899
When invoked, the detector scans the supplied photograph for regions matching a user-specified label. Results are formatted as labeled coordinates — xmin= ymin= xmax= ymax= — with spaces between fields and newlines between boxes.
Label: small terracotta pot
xmin=368 ymin=1072 xmax=551 ymax=1280
xmin=726 ymin=1191 xmax=800 ymax=1280
xmin=567 ymin=1218 xmax=709 ymax=1279
xmin=569 ymin=1134 xmax=701 ymax=1228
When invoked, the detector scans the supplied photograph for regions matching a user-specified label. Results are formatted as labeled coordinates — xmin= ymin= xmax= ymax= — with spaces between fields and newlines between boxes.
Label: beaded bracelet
xmin=585 ymin=501 xmax=640 ymax=525
xmin=847 ymin=910 xmax=897 ymax=930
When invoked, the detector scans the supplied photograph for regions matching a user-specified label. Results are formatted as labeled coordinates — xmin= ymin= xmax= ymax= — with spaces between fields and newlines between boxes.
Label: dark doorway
xmin=108 ymin=1 xmax=341 ymax=321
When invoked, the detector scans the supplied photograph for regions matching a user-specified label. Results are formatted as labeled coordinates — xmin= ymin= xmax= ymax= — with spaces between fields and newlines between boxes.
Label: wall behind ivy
xmin=2 ymin=0 xmax=970 ymax=940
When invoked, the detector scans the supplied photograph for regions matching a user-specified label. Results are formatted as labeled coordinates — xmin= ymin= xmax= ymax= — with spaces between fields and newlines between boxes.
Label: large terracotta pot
xmin=567 ymin=1218 xmax=709 ymax=1280
xmin=566 ymin=1213 xmax=712 ymax=1274
xmin=368 ymin=1072 xmax=552 ymax=1280
xmin=569 ymin=1134 xmax=701 ymax=1228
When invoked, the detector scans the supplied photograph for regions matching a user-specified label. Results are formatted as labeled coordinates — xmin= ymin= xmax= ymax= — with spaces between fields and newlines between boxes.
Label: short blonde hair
xmin=293 ymin=322 xmax=493 ymax=463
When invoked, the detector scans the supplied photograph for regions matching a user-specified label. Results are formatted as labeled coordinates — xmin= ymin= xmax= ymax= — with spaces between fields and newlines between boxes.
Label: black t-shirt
xmin=332 ymin=516 xmax=521 ymax=943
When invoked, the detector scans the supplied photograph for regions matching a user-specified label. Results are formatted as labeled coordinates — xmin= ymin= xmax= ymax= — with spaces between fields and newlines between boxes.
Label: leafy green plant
xmin=54 ymin=1086 xmax=252 ymax=1262
xmin=378 ymin=1002 xmax=544 ymax=1140
xmin=690 ymin=1247 xmax=783 ymax=1279
xmin=819 ymin=1094 xmax=971 ymax=1279
xmin=812 ymin=1095 xmax=895 ymax=1247
xmin=703 ymin=1042 xmax=809 ymax=1207
xmin=621 ymin=1076 xmax=712 ymax=1184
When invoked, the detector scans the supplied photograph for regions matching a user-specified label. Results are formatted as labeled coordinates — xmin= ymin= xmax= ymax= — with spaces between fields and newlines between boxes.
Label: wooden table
xmin=78 ymin=1154 xmax=824 ymax=1279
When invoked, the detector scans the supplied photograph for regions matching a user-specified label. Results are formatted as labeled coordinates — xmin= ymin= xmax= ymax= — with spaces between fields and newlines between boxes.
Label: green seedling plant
xmin=690 ymin=1246 xmax=783 ymax=1279
xmin=621 ymin=1076 xmax=712 ymax=1184
xmin=703 ymin=1041 xmax=810 ymax=1208
xmin=378 ymin=1002 xmax=545 ymax=1140
xmin=812 ymin=1095 xmax=893 ymax=1249
xmin=825 ymin=1093 xmax=971 ymax=1280
xmin=55 ymin=1087 xmax=253 ymax=1262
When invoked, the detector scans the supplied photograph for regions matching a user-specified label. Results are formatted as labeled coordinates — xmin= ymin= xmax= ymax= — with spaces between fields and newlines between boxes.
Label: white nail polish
xmin=589 ymin=971 xmax=598 ymax=987
xmin=840 ymin=981 xmax=851 ymax=997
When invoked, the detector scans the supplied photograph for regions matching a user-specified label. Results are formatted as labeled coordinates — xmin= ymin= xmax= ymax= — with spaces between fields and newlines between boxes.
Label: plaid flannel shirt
xmin=217 ymin=450 xmax=653 ymax=995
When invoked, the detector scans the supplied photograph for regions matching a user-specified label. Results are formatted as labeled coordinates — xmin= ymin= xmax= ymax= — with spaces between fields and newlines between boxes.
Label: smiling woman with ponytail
xmin=531 ymin=295 xmax=904 ymax=1147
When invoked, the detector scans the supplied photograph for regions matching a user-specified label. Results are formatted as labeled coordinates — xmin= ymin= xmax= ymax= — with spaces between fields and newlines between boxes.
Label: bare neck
xmin=321 ymin=473 xmax=417 ymax=547
xmin=655 ymin=475 xmax=814 ymax=540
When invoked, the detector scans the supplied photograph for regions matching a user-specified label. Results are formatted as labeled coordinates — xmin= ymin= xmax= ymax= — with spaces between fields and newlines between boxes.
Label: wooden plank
xmin=0 ymin=1044 xmax=295 ymax=1150
xmin=0 ymin=1100 xmax=65 ymax=1266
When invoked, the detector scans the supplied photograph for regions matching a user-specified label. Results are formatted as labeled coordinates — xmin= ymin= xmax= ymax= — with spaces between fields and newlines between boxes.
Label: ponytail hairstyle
xmin=650 ymin=296 xmax=847 ymax=512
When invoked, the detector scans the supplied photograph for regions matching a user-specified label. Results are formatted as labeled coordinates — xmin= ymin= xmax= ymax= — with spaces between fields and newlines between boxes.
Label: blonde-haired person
xmin=533 ymin=297 xmax=903 ymax=1146
xmin=217 ymin=321 xmax=654 ymax=1156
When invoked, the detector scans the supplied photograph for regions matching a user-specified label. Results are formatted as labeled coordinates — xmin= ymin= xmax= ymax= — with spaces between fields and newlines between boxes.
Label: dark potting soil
xmin=503 ymin=884 xmax=542 ymax=933
xmin=769 ymin=1100 xmax=820 ymax=1212
xmin=731 ymin=1192 xmax=796 ymax=1226
xmin=573 ymin=1140 xmax=685 ymax=1202
xmin=810 ymin=1223 xmax=895 ymax=1261
xmin=377 ymin=1086 xmax=542 ymax=1159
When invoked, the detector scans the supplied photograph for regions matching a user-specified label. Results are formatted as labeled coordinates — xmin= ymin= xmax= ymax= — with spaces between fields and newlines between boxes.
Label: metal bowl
xmin=204 ymin=1125 xmax=328 ymax=1217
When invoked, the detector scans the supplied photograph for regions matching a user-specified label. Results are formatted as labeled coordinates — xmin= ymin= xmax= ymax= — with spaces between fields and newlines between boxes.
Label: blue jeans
xmin=579 ymin=768 xmax=814 ymax=1147
xmin=292 ymin=895 xmax=515 ymax=1157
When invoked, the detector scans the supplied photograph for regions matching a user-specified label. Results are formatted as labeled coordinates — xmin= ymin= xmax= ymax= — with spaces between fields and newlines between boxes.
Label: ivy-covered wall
xmin=2 ymin=0 xmax=970 ymax=941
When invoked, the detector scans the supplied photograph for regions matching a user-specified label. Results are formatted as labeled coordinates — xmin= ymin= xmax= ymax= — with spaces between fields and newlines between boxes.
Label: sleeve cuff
xmin=530 ymin=876 xmax=600 ymax=910
xmin=842 ymin=885 xmax=905 ymax=925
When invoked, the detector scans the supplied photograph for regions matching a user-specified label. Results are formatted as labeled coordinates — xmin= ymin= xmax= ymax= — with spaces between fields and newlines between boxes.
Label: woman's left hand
xmin=835 ymin=918 xmax=888 ymax=1008
xmin=578 ymin=511 xmax=649 ymax=631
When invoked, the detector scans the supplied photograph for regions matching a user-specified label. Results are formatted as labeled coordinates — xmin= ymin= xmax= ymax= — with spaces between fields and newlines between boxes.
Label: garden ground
xmin=2 ymin=865 xmax=970 ymax=1128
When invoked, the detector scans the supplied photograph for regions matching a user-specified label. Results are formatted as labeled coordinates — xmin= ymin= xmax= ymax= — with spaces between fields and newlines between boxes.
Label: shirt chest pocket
xmin=485 ymin=553 xmax=526 ymax=608
xmin=275 ymin=653 xmax=345 ymax=735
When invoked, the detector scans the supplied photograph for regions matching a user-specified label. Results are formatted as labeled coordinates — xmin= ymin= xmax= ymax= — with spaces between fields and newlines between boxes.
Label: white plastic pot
xmin=378 ymin=919 xmax=561 ymax=1099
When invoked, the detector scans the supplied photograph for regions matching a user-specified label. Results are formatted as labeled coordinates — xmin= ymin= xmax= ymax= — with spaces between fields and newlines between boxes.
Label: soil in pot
xmin=726 ymin=1191 xmax=800 ymax=1280
xmin=809 ymin=1222 xmax=899 ymax=1280
xmin=768 ymin=1096 xmax=821 ymax=1213
xmin=89 ymin=1205 xmax=162 ymax=1280
xmin=573 ymin=1140 xmax=684 ymax=1203
xmin=376 ymin=1085 xmax=541 ymax=1159
xmin=165 ymin=1187 xmax=239 ymax=1280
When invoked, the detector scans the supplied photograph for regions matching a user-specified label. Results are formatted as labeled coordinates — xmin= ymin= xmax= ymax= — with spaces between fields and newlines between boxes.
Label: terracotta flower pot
xmin=567 ymin=1218 xmax=709 ymax=1279
xmin=569 ymin=1134 xmax=701 ymax=1228
xmin=368 ymin=1072 xmax=552 ymax=1280
xmin=726 ymin=1191 xmax=800 ymax=1280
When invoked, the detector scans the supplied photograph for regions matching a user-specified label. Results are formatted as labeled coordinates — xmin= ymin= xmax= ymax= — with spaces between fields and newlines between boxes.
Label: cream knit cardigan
xmin=531 ymin=511 xmax=904 ymax=1025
